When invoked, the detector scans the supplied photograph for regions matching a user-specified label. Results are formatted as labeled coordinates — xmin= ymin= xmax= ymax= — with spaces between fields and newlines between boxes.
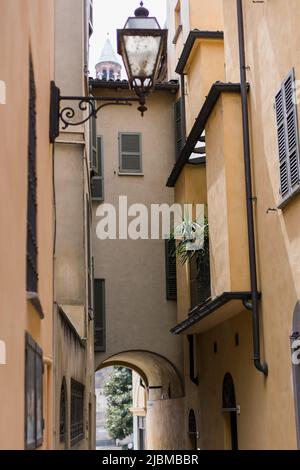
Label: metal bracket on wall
xmin=49 ymin=81 xmax=140 ymax=143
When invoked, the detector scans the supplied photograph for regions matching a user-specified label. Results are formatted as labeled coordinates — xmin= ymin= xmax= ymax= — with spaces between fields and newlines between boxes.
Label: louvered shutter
xmin=94 ymin=279 xmax=106 ymax=351
xmin=119 ymin=133 xmax=142 ymax=173
xmin=91 ymin=137 xmax=104 ymax=201
xmin=276 ymin=69 xmax=300 ymax=200
xmin=165 ymin=239 xmax=177 ymax=300
xmin=90 ymin=113 xmax=97 ymax=173
xmin=174 ymin=99 xmax=184 ymax=160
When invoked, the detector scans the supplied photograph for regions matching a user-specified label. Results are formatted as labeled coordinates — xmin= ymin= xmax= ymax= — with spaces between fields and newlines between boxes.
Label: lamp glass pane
xmin=124 ymin=35 xmax=161 ymax=77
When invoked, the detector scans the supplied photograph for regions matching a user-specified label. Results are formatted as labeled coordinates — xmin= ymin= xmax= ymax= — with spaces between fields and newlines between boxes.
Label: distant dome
xmin=97 ymin=38 xmax=121 ymax=66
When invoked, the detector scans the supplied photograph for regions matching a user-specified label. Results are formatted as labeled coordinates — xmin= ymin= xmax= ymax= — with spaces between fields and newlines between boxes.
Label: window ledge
xmin=27 ymin=292 xmax=44 ymax=319
xmin=278 ymin=186 xmax=300 ymax=210
xmin=118 ymin=172 xmax=144 ymax=177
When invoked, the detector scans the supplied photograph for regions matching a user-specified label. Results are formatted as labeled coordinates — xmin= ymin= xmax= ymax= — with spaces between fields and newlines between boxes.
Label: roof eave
xmin=175 ymin=30 xmax=224 ymax=75
xmin=166 ymin=81 xmax=243 ymax=188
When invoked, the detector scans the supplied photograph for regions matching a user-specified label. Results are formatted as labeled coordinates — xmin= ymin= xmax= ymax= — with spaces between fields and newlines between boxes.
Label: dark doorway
xmin=188 ymin=409 xmax=198 ymax=450
xmin=292 ymin=302 xmax=300 ymax=449
xmin=222 ymin=373 xmax=238 ymax=450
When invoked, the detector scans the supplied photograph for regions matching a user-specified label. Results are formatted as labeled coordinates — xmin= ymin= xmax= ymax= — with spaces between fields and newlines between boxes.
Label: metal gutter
xmin=166 ymin=82 xmax=242 ymax=187
xmin=171 ymin=292 xmax=255 ymax=335
xmin=90 ymin=78 xmax=179 ymax=93
xmin=236 ymin=0 xmax=268 ymax=376
xmin=176 ymin=30 xmax=224 ymax=75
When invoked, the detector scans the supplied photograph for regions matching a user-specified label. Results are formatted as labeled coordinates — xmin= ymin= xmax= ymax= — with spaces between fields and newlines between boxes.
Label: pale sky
xmin=89 ymin=0 xmax=167 ymax=78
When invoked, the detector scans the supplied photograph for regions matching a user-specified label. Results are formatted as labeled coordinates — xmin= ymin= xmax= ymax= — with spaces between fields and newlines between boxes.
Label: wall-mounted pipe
xmin=236 ymin=0 xmax=268 ymax=376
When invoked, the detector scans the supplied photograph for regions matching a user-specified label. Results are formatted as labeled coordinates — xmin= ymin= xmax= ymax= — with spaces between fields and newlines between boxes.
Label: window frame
xmin=165 ymin=239 xmax=177 ymax=301
xmin=118 ymin=132 xmax=143 ymax=174
xmin=91 ymin=136 xmax=104 ymax=201
xmin=94 ymin=278 xmax=106 ymax=352
xmin=25 ymin=333 xmax=44 ymax=450
xmin=276 ymin=68 xmax=300 ymax=208
xmin=70 ymin=379 xmax=85 ymax=446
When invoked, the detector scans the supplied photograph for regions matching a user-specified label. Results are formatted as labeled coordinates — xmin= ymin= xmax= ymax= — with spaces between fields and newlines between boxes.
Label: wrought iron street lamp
xmin=50 ymin=2 xmax=167 ymax=142
xmin=117 ymin=2 xmax=167 ymax=116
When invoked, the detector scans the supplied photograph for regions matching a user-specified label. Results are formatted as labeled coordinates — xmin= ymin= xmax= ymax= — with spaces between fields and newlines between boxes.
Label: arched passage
xmin=95 ymin=350 xmax=185 ymax=450
xmin=222 ymin=373 xmax=238 ymax=450
xmin=292 ymin=302 xmax=300 ymax=449
xmin=97 ymin=350 xmax=184 ymax=400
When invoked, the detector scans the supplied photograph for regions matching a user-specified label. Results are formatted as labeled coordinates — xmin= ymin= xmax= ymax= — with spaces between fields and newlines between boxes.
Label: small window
xmin=27 ymin=56 xmax=38 ymax=293
xmin=60 ymin=379 xmax=67 ymax=444
xmin=165 ymin=239 xmax=177 ymax=300
xmin=91 ymin=136 xmax=104 ymax=201
xmin=94 ymin=279 xmax=106 ymax=352
xmin=71 ymin=379 xmax=85 ymax=446
xmin=275 ymin=69 xmax=300 ymax=204
xmin=119 ymin=133 xmax=142 ymax=173
xmin=90 ymin=112 xmax=97 ymax=174
xmin=174 ymin=99 xmax=184 ymax=160
xmin=25 ymin=333 xmax=44 ymax=450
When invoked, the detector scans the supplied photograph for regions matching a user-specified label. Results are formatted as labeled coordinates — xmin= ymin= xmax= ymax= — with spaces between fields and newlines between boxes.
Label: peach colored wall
xmin=0 ymin=0 xmax=54 ymax=450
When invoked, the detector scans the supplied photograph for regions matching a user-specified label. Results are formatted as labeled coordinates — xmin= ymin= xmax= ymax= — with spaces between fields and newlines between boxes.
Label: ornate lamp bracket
xmin=49 ymin=81 xmax=140 ymax=143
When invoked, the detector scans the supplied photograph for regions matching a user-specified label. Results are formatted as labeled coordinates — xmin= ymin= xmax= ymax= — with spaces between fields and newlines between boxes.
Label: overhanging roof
xmin=90 ymin=78 xmax=179 ymax=93
xmin=166 ymin=82 xmax=242 ymax=187
xmin=170 ymin=291 xmax=258 ymax=335
xmin=176 ymin=30 xmax=224 ymax=75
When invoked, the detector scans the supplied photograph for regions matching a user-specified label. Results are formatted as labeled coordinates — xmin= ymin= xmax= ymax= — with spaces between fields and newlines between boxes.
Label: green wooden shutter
xmin=91 ymin=137 xmax=104 ymax=201
xmin=276 ymin=69 xmax=300 ymax=200
xmin=90 ymin=113 xmax=97 ymax=173
xmin=174 ymin=99 xmax=184 ymax=160
xmin=94 ymin=279 xmax=106 ymax=351
xmin=165 ymin=239 xmax=177 ymax=300
xmin=119 ymin=133 xmax=142 ymax=173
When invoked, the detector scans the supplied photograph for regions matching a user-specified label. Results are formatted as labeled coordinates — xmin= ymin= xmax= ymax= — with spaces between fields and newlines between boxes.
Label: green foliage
xmin=104 ymin=367 xmax=133 ymax=441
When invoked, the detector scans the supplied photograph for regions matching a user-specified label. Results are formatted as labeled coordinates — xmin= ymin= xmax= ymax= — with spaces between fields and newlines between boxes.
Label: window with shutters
xmin=119 ymin=133 xmax=142 ymax=173
xmin=91 ymin=136 xmax=104 ymax=201
xmin=25 ymin=333 xmax=44 ymax=450
xmin=165 ymin=239 xmax=177 ymax=300
xmin=71 ymin=379 xmax=85 ymax=446
xmin=275 ymin=69 xmax=300 ymax=205
xmin=90 ymin=113 xmax=98 ymax=175
xmin=174 ymin=99 xmax=184 ymax=160
xmin=26 ymin=56 xmax=38 ymax=294
xmin=94 ymin=279 xmax=106 ymax=351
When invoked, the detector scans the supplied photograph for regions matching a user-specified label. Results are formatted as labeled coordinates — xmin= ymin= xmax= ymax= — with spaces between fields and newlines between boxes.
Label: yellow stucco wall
xmin=0 ymin=0 xmax=54 ymax=450
xmin=206 ymin=93 xmax=250 ymax=296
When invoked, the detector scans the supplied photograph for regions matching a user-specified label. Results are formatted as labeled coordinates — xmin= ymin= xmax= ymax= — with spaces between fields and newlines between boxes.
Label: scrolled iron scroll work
xmin=49 ymin=81 xmax=141 ymax=142
xmin=59 ymin=97 xmax=140 ymax=130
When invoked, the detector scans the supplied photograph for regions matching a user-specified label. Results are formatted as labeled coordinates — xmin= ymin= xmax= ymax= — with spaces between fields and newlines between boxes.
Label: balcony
xmin=190 ymin=238 xmax=211 ymax=309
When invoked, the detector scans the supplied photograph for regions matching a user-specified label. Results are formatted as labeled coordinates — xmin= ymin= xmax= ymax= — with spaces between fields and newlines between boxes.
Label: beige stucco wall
xmin=92 ymin=88 xmax=183 ymax=374
xmin=146 ymin=398 xmax=185 ymax=450
xmin=0 ymin=0 xmax=54 ymax=450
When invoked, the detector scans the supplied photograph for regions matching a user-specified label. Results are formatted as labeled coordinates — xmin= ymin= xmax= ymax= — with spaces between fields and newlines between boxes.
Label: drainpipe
xmin=236 ymin=0 xmax=268 ymax=376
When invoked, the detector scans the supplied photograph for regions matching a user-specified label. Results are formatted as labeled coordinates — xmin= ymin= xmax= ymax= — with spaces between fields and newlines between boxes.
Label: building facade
xmin=0 ymin=0 xmax=55 ymax=450
xmin=167 ymin=0 xmax=300 ymax=450
xmin=90 ymin=65 xmax=186 ymax=448
xmin=53 ymin=0 xmax=95 ymax=450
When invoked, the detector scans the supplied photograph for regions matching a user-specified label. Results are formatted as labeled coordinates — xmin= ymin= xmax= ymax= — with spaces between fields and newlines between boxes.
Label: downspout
xmin=236 ymin=0 xmax=268 ymax=376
